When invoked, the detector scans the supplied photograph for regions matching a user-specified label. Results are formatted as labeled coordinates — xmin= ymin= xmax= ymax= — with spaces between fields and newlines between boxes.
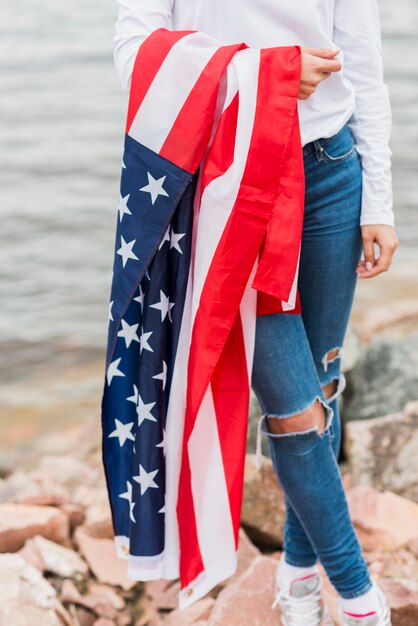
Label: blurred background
xmin=0 ymin=1 xmax=418 ymax=623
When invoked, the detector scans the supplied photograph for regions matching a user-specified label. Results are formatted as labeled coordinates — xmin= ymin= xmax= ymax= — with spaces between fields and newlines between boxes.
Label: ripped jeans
xmin=251 ymin=122 xmax=372 ymax=599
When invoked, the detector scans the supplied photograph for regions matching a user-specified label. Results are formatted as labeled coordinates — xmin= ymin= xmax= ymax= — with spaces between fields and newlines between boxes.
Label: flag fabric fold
xmin=101 ymin=28 xmax=305 ymax=609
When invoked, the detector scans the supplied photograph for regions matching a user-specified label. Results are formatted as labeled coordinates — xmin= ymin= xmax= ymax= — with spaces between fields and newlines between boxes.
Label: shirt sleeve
xmin=333 ymin=0 xmax=395 ymax=227
xmin=113 ymin=0 xmax=174 ymax=92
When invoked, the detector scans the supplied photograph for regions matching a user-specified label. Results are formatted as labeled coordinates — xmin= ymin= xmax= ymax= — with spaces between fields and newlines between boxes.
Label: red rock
xmin=133 ymin=591 xmax=159 ymax=625
xmin=241 ymin=455 xmax=285 ymax=548
xmin=0 ymin=553 xmax=73 ymax=626
xmin=207 ymin=555 xmax=279 ymax=626
xmin=74 ymin=527 xmax=137 ymax=590
xmin=75 ymin=607 xmax=96 ymax=626
xmin=18 ymin=538 xmax=46 ymax=570
xmin=0 ymin=469 xmax=70 ymax=506
xmin=165 ymin=598 xmax=214 ymax=626
xmin=25 ymin=535 xmax=88 ymax=577
xmin=60 ymin=502 xmax=86 ymax=529
xmin=39 ymin=455 xmax=99 ymax=489
xmin=72 ymin=485 xmax=113 ymax=537
xmin=407 ymin=537 xmax=418 ymax=558
xmin=61 ymin=579 xmax=116 ymax=619
xmin=0 ymin=503 xmax=69 ymax=552
xmin=358 ymin=299 xmax=418 ymax=343
xmin=379 ymin=578 xmax=418 ymax=625
xmin=145 ymin=578 xmax=181 ymax=610
xmin=346 ymin=486 xmax=418 ymax=551
xmin=88 ymin=583 xmax=125 ymax=610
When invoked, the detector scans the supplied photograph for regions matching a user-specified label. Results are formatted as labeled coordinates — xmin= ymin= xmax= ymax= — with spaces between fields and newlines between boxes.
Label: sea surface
xmin=0 ymin=0 xmax=417 ymax=389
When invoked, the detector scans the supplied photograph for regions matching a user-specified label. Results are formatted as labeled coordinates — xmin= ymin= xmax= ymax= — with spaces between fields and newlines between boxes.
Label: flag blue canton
xmin=101 ymin=133 xmax=196 ymax=557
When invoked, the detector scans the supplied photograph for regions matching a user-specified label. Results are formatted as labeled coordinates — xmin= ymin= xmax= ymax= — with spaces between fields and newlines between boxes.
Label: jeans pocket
xmin=320 ymin=127 xmax=356 ymax=163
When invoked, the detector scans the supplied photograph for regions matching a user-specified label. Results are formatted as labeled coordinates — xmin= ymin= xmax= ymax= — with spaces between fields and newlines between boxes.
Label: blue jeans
xmin=251 ymin=122 xmax=372 ymax=599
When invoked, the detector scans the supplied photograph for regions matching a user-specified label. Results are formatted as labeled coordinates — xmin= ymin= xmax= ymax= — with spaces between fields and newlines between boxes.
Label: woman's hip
xmin=301 ymin=123 xmax=363 ymax=236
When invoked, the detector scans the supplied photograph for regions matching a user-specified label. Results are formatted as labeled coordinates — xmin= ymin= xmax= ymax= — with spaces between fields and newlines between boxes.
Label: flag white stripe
xmin=128 ymin=32 xmax=224 ymax=152
xmin=191 ymin=49 xmax=261 ymax=323
xmin=176 ymin=49 xmax=260 ymax=605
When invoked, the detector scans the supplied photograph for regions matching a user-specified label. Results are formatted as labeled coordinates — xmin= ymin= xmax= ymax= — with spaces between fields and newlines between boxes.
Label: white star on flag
xmin=150 ymin=290 xmax=175 ymax=322
xmin=119 ymin=481 xmax=136 ymax=522
xmin=158 ymin=502 xmax=166 ymax=514
xmin=155 ymin=428 xmax=167 ymax=457
xmin=139 ymin=328 xmax=153 ymax=353
xmin=136 ymin=393 xmax=157 ymax=427
xmin=133 ymin=284 xmax=145 ymax=312
xmin=117 ymin=235 xmax=139 ymax=268
xmin=139 ymin=172 xmax=169 ymax=205
xmin=118 ymin=193 xmax=132 ymax=222
xmin=127 ymin=384 xmax=139 ymax=405
xmin=117 ymin=319 xmax=140 ymax=348
xmin=158 ymin=225 xmax=171 ymax=250
xmin=133 ymin=464 xmax=159 ymax=495
xmin=121 ymin=159 xmax=126 ymax=169
xmin=170 ymin=230 xmax=186 ymax=254
xmin=107 ymin=358 xmax=125 ymax=385
xmin=108 ymin=300 xmax=114 ymax=322
xmin=108 ymin=418 xmax=135 ymax=446
xmin=152 ymin=361 xmax=167 ymax=390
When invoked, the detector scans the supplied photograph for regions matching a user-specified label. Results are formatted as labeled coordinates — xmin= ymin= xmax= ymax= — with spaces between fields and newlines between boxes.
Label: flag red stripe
xmin=159 ymin=45 xmax=245 ymax=172
xmin=211 ymin=311 xmax=249 ymax=548
xmin=251 ymin=47 xmax=305 ymax=302
xmin=177 ymin=48 xmax=303 ymax=589
xmin=199 ymin=93 xmax=239 ymax=200
xmin=126 ymin=29 xmax=194 ymax=134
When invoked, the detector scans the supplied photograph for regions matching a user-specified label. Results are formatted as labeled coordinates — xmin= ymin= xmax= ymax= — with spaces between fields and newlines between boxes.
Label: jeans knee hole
xmin=321 ymin=346 xmax=344 ymax=373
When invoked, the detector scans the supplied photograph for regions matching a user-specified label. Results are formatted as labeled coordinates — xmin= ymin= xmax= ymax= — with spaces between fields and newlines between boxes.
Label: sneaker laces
xmin=271 ymin=582 xmax=325 ymax=625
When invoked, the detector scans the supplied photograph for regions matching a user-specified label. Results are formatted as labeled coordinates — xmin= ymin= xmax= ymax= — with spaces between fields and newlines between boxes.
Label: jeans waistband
xmin=302 ymin=123 xmax=348 ymax=158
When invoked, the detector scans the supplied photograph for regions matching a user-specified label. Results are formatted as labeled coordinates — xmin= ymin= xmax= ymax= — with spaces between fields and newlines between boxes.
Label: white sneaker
xmin=338 ymin=581 xmax=392 ymax=626
xmin=271 ymin=571 xmax=333 ymax=625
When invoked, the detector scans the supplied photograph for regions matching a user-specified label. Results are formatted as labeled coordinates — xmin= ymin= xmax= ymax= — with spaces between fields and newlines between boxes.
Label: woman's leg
xmin=251 ymin=124 xmax=371 ymax=599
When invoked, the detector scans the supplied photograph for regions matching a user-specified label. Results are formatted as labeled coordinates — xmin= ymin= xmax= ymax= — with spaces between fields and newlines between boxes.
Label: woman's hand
xmin=298 ymin=47 xmax=341 ymax=100
xmin=356 ymin=225 xmax=399 ymax=279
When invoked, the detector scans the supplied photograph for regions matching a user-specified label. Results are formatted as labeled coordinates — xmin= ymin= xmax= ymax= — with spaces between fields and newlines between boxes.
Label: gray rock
xmin=344 ymin=400 xmax=418 ymax=502
xmin=343 ymin=333 xmax=418 ymax=422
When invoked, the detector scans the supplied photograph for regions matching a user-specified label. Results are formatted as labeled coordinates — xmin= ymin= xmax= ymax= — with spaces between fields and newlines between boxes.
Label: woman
xmin=112 ymin=1 xmax=398 ymax=624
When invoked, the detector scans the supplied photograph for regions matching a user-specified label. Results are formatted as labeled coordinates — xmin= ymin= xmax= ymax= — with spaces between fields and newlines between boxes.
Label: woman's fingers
xmin=316 ymin=57 xmax=342 ymax=74
xmin=303 ymin=47 xmax=340 ymax=59
xmin=356 ymin=225 xmax=398 ymax=279
xmin=298 ymin=47 xmax=341 ymax=99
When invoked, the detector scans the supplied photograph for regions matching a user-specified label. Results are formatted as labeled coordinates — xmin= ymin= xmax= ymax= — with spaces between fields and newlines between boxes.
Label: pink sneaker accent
xmin=344 ymin=612 xmax=378 ymax=618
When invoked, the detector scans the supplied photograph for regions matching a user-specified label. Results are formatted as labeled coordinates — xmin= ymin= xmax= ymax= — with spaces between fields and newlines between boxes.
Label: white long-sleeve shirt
xmin=113 ymin=0 xmax=395 ymax=227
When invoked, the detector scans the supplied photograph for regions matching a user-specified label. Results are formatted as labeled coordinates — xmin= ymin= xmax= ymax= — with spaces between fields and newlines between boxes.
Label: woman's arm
xmin=113 ymin=0 xmax=174 ymax=92
xmin=333 ymin=0 xmax=394 ymax=228
xmin=333 ymin=0 xmax=398 ymax=278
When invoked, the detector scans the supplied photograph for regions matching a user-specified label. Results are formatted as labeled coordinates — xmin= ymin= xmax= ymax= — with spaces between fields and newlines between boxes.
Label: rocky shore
xmin=2 ymin=300 xmax=418 ymax=626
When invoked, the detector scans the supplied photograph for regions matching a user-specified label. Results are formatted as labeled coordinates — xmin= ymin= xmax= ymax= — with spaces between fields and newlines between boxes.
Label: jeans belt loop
xmin=314 ymin=139 xmax=325 ymax=162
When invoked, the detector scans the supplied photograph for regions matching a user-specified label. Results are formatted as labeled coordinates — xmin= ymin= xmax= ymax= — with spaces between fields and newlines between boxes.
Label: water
xmin=0 ymin=0 xmax=417 ymax=384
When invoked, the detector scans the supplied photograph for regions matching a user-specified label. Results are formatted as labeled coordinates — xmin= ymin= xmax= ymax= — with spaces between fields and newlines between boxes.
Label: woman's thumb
xmin=307 ymin=47 xmax=340 ymax=59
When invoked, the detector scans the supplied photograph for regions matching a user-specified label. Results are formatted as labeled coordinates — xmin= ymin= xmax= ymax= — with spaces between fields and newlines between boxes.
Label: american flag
xmin=101 ymin=28 xmax=304 ymax=609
